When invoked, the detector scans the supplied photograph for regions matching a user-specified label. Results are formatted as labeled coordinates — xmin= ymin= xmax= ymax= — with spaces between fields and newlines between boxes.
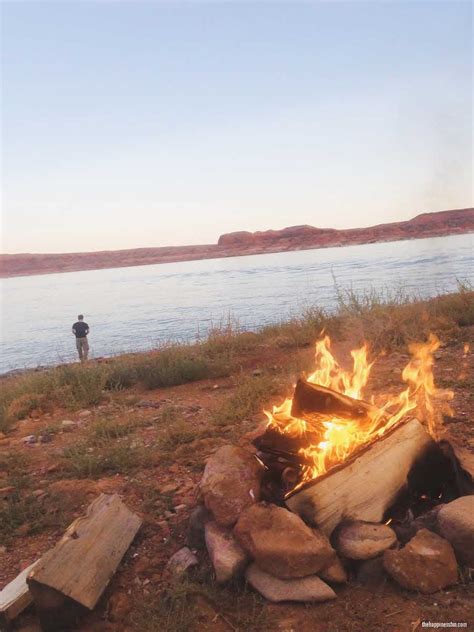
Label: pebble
xmin=166 ymin=547 xmax=198 ymax=577
xmin=159 ymin=482 xmax=180 ymax=494
xmin=22 ymin=435 xmax=36 ymax=445
xmin=61 ymin=420 xmax=76 ymax=431
xmin=78 ymin=410 xmax=92 ymax=418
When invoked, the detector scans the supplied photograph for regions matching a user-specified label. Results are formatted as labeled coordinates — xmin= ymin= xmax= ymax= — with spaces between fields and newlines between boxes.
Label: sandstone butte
xmin=1 ymin=207 xmax=473 ymax=278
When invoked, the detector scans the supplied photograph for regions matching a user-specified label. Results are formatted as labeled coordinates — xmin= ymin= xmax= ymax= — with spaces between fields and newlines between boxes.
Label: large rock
xmin=200 ymin=445 xmax=262 ymax=527
xmin=383 ymin=529 xmax=458 ymax=594
xmin=234 ymin=503 xmax=334 ymax=578
xmin=436 ymin=496 xmax=474 ymax=567
xmin=334 ymin=521 xmax=397 ymax=560
xmin=246 ymin=563 xmax=336 ymax=603
xmin=205 ymin=521 xmax=249 ymax=583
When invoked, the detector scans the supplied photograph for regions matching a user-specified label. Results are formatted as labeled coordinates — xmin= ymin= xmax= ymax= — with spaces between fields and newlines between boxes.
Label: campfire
xmin=258 ymin=333 xmax=451 ymax=492
xmin=196 ymin=333 xmax=473 ymax=602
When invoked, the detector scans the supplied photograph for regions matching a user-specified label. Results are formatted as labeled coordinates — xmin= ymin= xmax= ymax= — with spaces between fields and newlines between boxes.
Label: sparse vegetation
xmin=0 ymin=453 xmax=62 ymax=541
xmin=212 ymin=373 xmax=284 ymax=427
xmin=62 ymin=439 xmax=154 ymax=478
xmin=1 ymin=286 xmax=472 ymax=434
xmin=129 ymin=576 xmax=267 ymax=632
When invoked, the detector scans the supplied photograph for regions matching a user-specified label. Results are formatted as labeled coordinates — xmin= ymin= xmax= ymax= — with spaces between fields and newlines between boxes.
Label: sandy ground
xmin=1 ymin=328 xmax=473 ymax=631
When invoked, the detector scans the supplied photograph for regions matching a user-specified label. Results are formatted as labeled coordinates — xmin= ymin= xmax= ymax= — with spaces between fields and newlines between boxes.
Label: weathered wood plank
xmin=28 ymin=494 xmax=141 ymax=611
xmin=286 ymin=418 xmax=434 ymax=536
xmin=0 ymin=560 xmax=39 ymax=626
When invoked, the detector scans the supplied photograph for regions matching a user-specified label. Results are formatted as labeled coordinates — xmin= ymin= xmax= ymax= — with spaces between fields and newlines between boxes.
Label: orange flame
xmin=264 ymin=334 xmax=452 ymax=488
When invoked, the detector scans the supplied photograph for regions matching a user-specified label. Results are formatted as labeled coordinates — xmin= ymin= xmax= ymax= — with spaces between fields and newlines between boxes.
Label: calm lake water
xmin=1 ymin=233 xmax=473 ymax=373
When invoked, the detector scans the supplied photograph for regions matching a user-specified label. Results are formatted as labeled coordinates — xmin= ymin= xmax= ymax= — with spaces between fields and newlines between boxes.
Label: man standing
xmin=72 ymin=314 xmax=90 ymax=362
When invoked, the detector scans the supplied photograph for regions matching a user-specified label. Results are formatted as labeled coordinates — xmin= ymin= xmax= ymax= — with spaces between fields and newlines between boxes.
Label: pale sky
xmin=1 ymin=1 xmax=472 ymax=254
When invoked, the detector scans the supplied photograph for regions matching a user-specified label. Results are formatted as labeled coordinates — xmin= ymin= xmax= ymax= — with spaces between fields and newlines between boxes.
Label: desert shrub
xmin=334 ymin=285 xmax=474 ymax=351
xmin=103 ymin=359 xmax=139 ymax=391
xmin=89 ymin=417 xmax=139 ymax=442
xmin=259 ymin=305 xmax=337 ymax=349
xmin=134 ymin=347 xmax=230 ymax=390
xmin=203 ymin=316 xmax=260 ymax=356
xmin=156 ymin=420 xmax=199 ymax=451
xmin=212 ymin=373 xmax=283 ymax=426
xmin=49 ymin=364 xmax=106 ymax=408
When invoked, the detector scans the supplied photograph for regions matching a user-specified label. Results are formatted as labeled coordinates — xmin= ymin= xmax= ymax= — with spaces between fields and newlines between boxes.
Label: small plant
xmin=135 ymin=347 xmax=230 ymax=390
xmin=212 ymin=372 xmax=283 ymax=427
xmin=62 ymin=440 xmax=153 ymax=479
xmin=156 ymin=420 xmax=199 ymax=452
xmin=89 ymin=417 xmax=139 ymax=442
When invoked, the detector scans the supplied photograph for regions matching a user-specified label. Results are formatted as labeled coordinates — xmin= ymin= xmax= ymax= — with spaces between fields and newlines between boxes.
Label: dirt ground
xmin=1 ymin=327 xmax=473 ymax=632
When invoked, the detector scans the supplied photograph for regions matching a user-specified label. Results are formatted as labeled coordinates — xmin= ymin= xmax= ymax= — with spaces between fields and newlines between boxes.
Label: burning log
xmin=291 ymin=379 xmax=379 ymax=422
xmin=285 ymin=418 xmax=435 ymax=536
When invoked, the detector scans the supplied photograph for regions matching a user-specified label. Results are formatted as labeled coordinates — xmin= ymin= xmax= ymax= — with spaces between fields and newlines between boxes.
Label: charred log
xmin=291 ymin=379 xmax=380 ymax=422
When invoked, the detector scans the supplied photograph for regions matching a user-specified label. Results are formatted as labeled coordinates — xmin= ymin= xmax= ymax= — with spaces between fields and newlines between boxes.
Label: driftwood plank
xmin=286 ymin=418 xmax=434 ymax=536
xmin=28 ymin=494 xmax=141 ymax=611
xmin=0 ymin=561 xmax=39 ymax=626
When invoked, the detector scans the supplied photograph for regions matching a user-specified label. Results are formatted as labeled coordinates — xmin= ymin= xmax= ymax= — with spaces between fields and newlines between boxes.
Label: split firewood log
xmin=286 ymin=418 xmax=435 ymax=536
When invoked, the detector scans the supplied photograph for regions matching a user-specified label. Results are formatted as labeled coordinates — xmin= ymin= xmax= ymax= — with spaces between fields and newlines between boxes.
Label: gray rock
xmin=335 ymin=521 xmax=397 ymax=560
xmin=383 ymin=529 xmax=458 ymax=594
xmin=200 ymin=445 xmax=263 ymax=527
xmin=246 ymin=563 xmax=336 ymax=603
xmin=22 ymin=435 xmax=36 ymax=445
xmin=437 ymin=496 xmax=474 ymax=567
xmin=205 ymin=521 xmax=249 ymax=583
xmin=234 ymin=503 xmax=334 ymax=579
xmin=166 ymin=547 xmax=198 ymax=577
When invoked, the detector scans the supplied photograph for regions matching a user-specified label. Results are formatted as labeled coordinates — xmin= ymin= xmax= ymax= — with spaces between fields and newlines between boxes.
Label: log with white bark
xmin=285 ymin=418 xmax=434 ymax=536
xmin=0 ymin=561 xmax=39 ymax=627
xmin=27 ymin=493 xmax=141 ymax=629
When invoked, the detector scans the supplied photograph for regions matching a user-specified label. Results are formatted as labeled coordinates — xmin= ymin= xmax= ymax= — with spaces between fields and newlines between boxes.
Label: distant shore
xmin=1 ymin=207 xmax=472 ymax=278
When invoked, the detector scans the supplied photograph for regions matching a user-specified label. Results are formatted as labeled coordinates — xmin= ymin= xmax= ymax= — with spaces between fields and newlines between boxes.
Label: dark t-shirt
xmin=72 ymin=321 xmax=89 ymax=338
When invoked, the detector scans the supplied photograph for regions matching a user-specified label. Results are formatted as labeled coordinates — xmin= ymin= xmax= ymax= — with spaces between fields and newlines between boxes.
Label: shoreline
xmin=1 ymin=227 xmax=473 ymax=280
xmin=1 ymin=284 xmax=472 ymax=379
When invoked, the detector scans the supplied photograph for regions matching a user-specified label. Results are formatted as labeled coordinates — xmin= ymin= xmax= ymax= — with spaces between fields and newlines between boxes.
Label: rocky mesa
xmin=1 ymin=207 xmax=472 ymax=278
